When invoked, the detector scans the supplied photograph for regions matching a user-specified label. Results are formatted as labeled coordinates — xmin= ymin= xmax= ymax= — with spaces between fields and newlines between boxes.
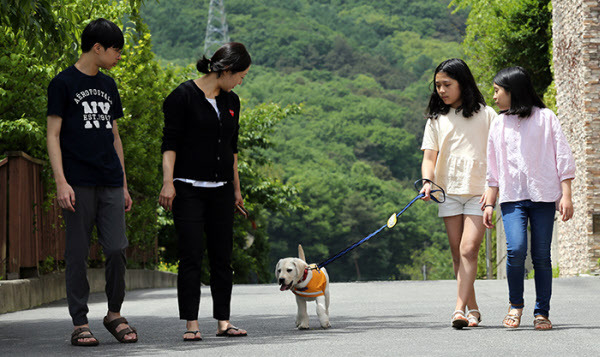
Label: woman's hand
xmin=234 ymin=189 xmax=244 ymax=208
xmin=159 ymin=181 xmax=176 ymax=211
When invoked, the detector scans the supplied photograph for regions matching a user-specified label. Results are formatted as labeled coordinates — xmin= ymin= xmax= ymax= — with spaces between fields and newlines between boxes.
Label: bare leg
xmin=455 ymin=215 xmax=485 ymax=313
xmin=443 ymin=215 xmax=464 ymax=278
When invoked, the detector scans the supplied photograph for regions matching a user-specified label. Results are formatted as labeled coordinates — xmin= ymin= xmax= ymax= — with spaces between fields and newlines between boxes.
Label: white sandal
xmin=451 ymin=310 xmax=468 ymax=329
xmin=467 ymin=309 xmax=482 ymax=327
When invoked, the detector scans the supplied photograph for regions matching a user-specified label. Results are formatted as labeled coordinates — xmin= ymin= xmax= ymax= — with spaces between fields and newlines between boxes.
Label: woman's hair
xmin=493 ymin=66 xmax=545 ymax=118
xmin=426 ymin=58 xmax=486 ymax=119
xmin=81 ymin=18 xmax=124 ymax=52
xmin=196 ymin=42 xmax=251 ymax=77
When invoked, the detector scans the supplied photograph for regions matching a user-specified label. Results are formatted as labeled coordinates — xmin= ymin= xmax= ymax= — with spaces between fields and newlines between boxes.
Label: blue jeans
xmin=500 ymin=200 xmax=555 ymax=317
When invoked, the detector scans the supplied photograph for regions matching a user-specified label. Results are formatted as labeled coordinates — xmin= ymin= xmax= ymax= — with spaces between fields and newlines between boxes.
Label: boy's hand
xmin=57 ymin=182 xmax=76 ymax=212
xmin=124 ymin=188 xmax=133 ymax=212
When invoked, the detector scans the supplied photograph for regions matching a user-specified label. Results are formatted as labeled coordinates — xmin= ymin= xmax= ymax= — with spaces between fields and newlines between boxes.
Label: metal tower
xmin=203 ymin=0 xmax=229 ymax=57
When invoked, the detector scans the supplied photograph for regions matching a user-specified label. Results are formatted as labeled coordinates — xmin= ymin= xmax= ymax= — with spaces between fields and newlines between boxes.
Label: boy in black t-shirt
xmin=47 ymin=18 xmax=137 ymax=346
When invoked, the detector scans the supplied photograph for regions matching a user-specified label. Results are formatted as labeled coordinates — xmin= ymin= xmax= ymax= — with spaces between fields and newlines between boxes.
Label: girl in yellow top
xmin=420 ymin=58 xmax=497 ymax=329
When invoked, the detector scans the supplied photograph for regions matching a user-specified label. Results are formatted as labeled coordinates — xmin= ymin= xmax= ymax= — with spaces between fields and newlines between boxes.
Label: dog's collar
xmin=294 ymin=268 xmax=310 ymax=292
xmin=301 ymin=268 xmax=309 ymax=282
xmin=297 ymin=265 xmax=319 ymax=287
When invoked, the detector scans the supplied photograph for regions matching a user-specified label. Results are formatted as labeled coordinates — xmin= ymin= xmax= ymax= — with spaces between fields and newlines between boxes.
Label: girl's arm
xmin=483 ymin=186 xmax=499 ymax=228
xmin=420 ymin=149 xmax=438 ymax=201
xmin=559 ymin=179 xmax=574 ymax=222
xmin=550 ymin=111 xmax=576 ymax=182
xmin=483 ymin=125 xmax=499 ymax=228
xmin=549 ymin=110 xmax=575 ymax=222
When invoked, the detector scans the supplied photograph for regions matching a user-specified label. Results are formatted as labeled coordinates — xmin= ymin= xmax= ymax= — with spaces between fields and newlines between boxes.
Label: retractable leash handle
xmin=413 ymin=178 xmax=446 ymax=204
xmin=315 ymin=179 xmax=446 ymax=270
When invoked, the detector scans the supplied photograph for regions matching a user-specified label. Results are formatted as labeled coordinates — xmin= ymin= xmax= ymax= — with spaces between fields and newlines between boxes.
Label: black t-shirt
xmin=47 ymin=66 xmax=124 ymax=186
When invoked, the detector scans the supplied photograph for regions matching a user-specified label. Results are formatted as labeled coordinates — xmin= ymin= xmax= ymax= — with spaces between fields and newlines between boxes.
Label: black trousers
xmin=63 ymin=186 xmax=128 ymax=326
xmin=173 ymin=180 xmax=234 ymax=321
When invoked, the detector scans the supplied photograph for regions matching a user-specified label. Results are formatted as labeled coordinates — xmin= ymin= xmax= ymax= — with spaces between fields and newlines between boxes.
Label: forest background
xmin=0 ymin=0 xmax=553 ymax=283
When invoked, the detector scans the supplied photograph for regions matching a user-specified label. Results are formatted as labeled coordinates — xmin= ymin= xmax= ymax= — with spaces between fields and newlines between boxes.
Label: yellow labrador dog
xmin=275 ymin=245 xmax=331 ymax=329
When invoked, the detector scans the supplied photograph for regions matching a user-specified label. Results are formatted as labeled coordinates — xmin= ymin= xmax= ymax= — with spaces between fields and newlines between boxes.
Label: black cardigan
xmin=161 ymin=80 xmax=240 ymax=182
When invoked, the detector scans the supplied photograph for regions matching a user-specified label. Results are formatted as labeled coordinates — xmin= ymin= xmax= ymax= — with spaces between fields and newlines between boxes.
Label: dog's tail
xmin=298 ymin=244 xmax=306 ymax=262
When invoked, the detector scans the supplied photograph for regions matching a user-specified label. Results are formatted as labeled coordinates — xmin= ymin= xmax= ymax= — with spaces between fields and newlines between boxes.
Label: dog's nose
xmin=278 ymin=278 xmax=285 ymax=285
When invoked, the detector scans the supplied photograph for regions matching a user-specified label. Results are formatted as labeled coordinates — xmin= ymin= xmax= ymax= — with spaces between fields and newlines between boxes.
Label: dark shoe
xmin=183 ymin=330 xmax=203 ymax=341
xmin=216 ymin=326 xmax=248 ymax=337
xmin=103 ymin=316 xmax=138 ymax=343
xmin=71 ymin=327 xmax=99 ymax=346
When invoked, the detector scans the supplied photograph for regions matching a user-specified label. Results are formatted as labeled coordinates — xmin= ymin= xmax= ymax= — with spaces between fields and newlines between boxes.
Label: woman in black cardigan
xmin=159 ymin=42 xmax=251 ymax=341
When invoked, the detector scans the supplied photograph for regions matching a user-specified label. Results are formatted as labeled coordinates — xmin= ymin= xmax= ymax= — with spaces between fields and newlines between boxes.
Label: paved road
xmin=1 ymin=277 xmax=599 ymax=356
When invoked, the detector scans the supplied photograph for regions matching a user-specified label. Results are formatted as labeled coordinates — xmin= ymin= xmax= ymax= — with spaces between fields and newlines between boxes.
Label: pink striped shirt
xmin=486 ymin=107 xmax=576 ymax=205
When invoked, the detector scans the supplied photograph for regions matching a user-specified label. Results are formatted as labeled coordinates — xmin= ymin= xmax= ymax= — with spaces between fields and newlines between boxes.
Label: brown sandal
xmin=534 ymin=315 xmax=553 ymax=330
xmin=502 ymin=306 xmax=522 ymax=328
xmin=103 ymin=316 xmax=138 ymax=343
xmin=71 ymin=327 xmax=99 ymax=346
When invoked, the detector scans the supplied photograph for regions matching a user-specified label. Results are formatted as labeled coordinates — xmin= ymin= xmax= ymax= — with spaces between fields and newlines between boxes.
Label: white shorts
xmin=438 ymin=194 xmax=483 ymax=217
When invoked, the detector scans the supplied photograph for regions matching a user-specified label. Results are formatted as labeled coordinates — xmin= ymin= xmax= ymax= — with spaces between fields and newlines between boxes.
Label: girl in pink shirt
xmin=483 ymin=66 xmax=575 ymax=331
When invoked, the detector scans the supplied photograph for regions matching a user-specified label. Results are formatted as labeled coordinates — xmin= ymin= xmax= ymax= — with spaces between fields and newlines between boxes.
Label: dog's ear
xmin=293 ymin=258 xmax=308 ymax=278
xmin=275 ymin=260 xmax=282 ymax=278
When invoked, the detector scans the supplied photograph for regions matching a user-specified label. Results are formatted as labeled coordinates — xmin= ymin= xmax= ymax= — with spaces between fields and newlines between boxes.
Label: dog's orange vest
xmin=292 ymin=268 xmax=327 ymax=298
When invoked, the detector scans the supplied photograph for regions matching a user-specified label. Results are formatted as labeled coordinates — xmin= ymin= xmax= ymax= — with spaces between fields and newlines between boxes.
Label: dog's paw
xmin=296 ymin=319 xmax=310 ymax=329
xmin=320 ymin=321 xmax=331 ymax=329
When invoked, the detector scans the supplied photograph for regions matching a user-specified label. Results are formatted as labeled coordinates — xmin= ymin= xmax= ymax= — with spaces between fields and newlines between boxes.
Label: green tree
xmin=1 ymin=1 xmax=302 ymax=281
xmin=451 ymin=0 xmax=553 ymax=101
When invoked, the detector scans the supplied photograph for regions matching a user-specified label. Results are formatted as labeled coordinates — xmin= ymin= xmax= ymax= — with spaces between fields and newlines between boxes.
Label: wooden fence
xmin=0 ymin=151 xmax=155 ymax=280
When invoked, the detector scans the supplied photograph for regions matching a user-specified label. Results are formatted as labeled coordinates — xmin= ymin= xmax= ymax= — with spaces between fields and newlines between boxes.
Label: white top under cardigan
xmin=174 ymin=97 xmax=227 ymax=188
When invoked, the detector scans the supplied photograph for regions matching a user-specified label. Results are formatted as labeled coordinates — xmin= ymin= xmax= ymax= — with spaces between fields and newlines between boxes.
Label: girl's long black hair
xmin=493 ymin=66 xmax=545 ymax=118
xmin=426 ymin=58 xmax=486 ymax=119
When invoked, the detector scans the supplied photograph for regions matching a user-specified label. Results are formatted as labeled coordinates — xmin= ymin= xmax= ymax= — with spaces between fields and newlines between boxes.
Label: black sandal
xmin=216 ymin=326 xmax=247 ymax=337
xmin=103 ymin=316 xmax=138 ymax=343
xmin=183 ymin=330 xmax=203 ymax=341
xmin=71 ymin=327 xmax=99 ymax=346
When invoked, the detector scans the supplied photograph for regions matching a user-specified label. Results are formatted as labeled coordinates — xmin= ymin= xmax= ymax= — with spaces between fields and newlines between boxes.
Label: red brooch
xmin=229 ymin=109 xmax=235 ymax=117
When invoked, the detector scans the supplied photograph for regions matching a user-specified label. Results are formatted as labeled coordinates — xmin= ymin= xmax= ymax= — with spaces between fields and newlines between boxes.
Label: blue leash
xmin=315 ymin=179 xmax=445 ymax=270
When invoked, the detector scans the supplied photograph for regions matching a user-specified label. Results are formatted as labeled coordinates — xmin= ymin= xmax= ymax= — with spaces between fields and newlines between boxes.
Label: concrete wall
xmin=0 ymin=269 xmax=177 ymax=314
xmin=552 ymin=0 xmax=600 ymax=275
